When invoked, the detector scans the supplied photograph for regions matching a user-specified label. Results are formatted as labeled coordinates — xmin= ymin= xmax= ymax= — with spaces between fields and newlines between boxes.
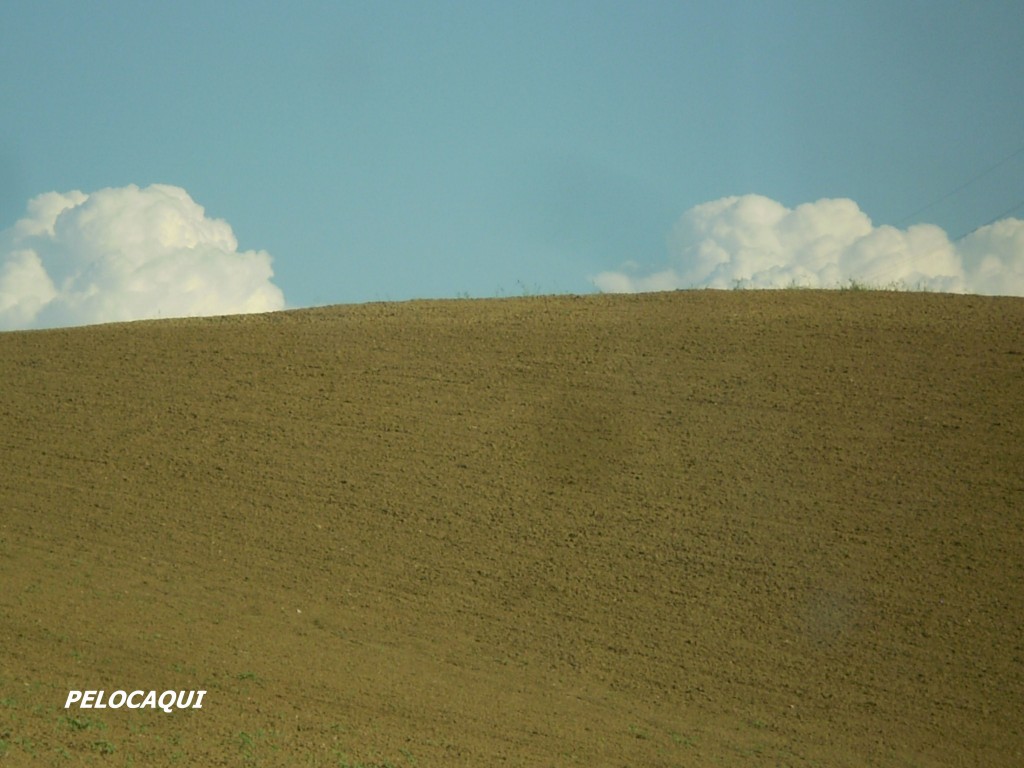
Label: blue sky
xmin=2 ymin=1 xmax=1023 ymax=326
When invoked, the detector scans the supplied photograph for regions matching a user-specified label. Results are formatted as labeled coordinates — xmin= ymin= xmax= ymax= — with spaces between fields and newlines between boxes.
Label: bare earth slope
xmin=1 ymin=290 xmax=1022 ymax=766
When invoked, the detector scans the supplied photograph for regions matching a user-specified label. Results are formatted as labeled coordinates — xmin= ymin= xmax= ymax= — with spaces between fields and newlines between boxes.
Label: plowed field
xmin=2 ymin=290 xmax=1022 ymax=766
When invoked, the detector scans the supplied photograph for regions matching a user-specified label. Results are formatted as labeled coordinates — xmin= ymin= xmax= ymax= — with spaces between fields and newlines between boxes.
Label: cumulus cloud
xmin=0 ymin=184 xmax=286 ymax=330
xmin=592 ymin=194 xmax=1024 ymax=296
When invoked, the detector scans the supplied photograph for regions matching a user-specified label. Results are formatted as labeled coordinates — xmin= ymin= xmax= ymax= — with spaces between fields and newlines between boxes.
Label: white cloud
xmin=0 ymin=184 xmax=286 ymax=330
xmin=592 ymin=194 xmax=1024 ymax=296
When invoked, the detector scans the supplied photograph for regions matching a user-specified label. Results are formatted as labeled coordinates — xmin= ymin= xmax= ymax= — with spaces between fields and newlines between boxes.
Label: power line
xmin=855 ymin=142 xmax=1024 ymax=285
xmin=953 ymin=198 xmax=1024 ymax=242
xmin=895 ymin=141 xmax=1024 ymax=227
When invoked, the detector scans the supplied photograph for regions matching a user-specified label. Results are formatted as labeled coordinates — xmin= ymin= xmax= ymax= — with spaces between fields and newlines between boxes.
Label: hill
xmin=2 ymin=290 xmax=1022 ymax=766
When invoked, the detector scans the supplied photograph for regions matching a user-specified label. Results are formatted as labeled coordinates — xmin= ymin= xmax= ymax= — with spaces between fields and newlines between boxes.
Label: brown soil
xmin=1 ymin=290 xmax=1022 ymax=767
